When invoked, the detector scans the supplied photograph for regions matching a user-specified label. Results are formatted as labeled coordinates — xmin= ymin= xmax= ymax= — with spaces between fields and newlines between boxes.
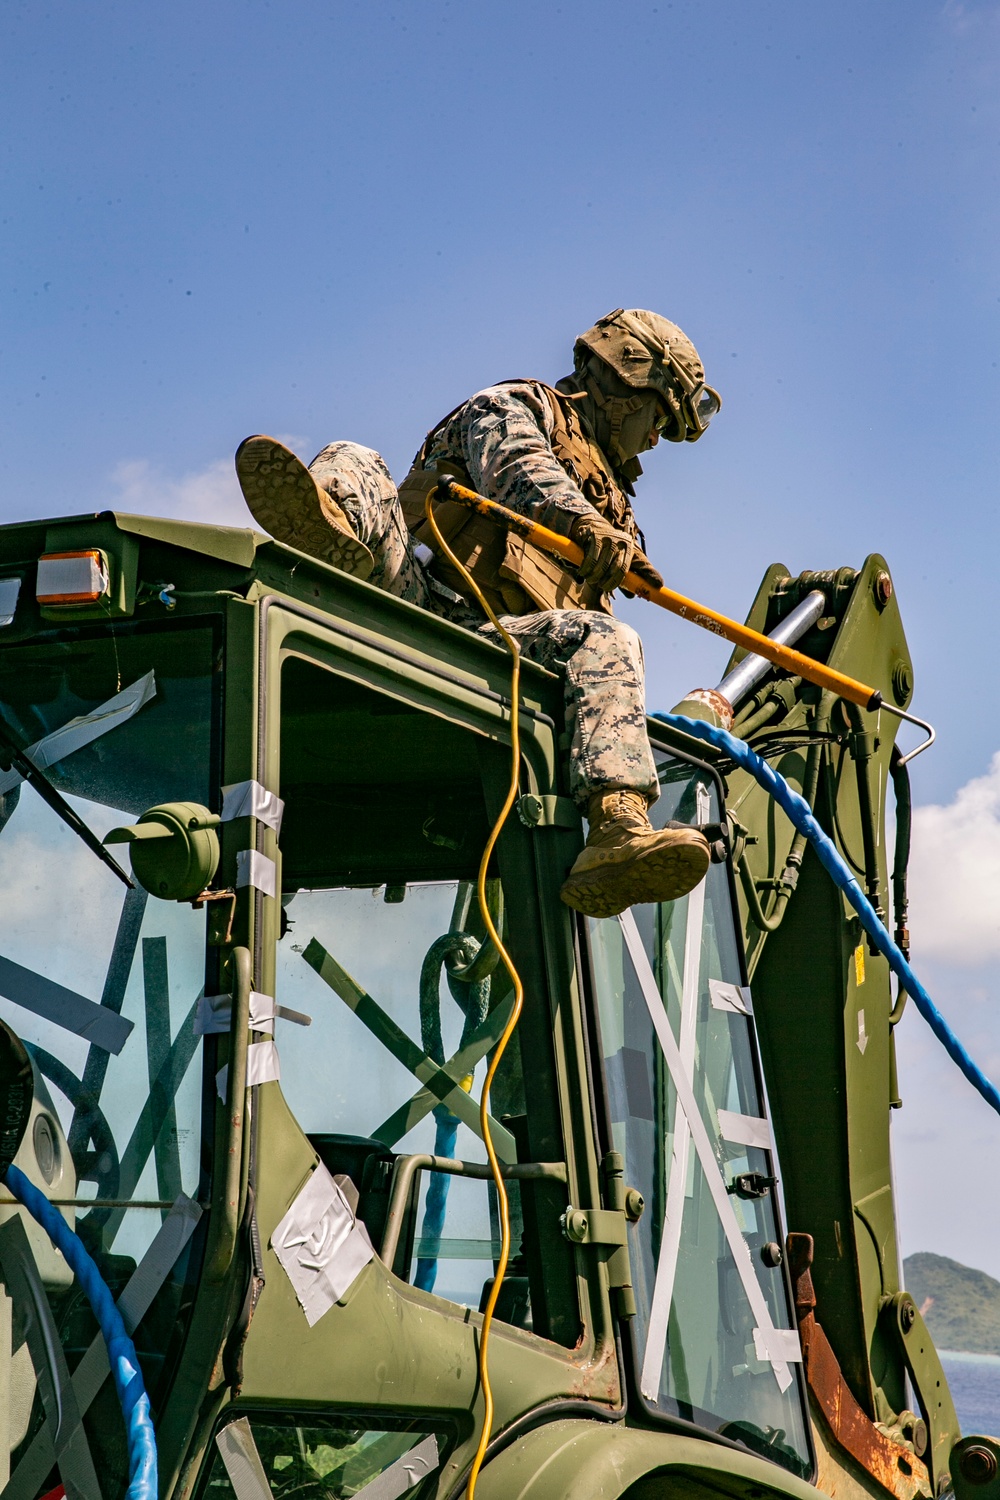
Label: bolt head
xmin=874 ymin=570 xmax=893 ymax=608
xmin=760 ymin=1241 xmax=783 ymax=1268
xmin=562 ymin=1208 xmax=588 ymax=1243
xmin=892 ymin=659 xmax=913 ymax=707
xmin=900 ymin=1299 xmax=916 ymax=1332
xmin=625 ymin=1188 xmax=645 ymax=1222
xmin=960 ymin=1444 xmax=998 ymax=1486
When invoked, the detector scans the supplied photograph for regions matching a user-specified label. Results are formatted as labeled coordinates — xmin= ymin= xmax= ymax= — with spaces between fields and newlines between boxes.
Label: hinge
xmin=558 ymin=1151 xmax=645 ymax=1319
xmin=561 ymin=1206 xmax=627 ymax=1247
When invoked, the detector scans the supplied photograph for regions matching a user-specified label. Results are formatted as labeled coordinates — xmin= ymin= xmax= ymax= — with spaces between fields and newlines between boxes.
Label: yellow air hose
xmin=423 ymin=490 xmax=525 ymax=1500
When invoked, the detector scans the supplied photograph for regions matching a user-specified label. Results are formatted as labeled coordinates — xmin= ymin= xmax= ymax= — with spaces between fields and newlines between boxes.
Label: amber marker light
xmin=35 ymin=550 xmax=111 ymax=605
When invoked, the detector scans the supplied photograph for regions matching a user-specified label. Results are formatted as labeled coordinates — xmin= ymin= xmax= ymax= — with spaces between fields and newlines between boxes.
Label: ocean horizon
xmin=941 ymin=1351 xmax=1000 ymax=1438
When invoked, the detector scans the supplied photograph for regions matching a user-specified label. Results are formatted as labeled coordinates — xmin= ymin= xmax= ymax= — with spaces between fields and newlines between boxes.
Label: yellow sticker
xmin=854 ymin=943 xmax=866 ymax=987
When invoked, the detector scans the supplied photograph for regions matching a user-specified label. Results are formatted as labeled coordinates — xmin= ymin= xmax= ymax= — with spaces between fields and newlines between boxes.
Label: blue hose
xmin=415 ymin=934 xmax=491 ymax=1292
xmin=2 ymin=1162 xmax=158 ymax=1500
xmin=654 ymin=711 xmax=1000 ymax=1119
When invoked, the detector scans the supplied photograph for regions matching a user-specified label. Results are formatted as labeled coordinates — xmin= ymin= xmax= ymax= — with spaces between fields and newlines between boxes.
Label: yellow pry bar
xmin=434 ymin=477 xmax=882 ymax=712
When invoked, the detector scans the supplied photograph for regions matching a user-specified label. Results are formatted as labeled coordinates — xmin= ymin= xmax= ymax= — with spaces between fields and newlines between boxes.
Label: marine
xmin=235 ymin=308 xmax=722 ymax=918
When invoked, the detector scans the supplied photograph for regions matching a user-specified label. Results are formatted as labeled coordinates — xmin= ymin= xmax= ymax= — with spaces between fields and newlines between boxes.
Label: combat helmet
xmin=574 ymin=308 xmax=721 ymax=443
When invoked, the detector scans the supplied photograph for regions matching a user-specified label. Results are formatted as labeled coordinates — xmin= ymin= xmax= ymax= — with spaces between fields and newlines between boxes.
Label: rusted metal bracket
xmin=787 ymin=1233 xmax=932 ymax=1500
xmin=192 ymin=887 xmax=237 ymax=946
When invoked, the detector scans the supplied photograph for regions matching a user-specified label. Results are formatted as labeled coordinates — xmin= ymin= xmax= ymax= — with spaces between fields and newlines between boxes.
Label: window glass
xmin=0 ymin=623 xmax=216 ymax=1492
xmin=277 ymin=881 xmax=525 ymax=1314
xmin=275 ymin=657 xmax=540 ymax=1328
xmin=588 ymin=756 xmax=811 ymax=1477
xmin=202 ymin=1413 xmax=447 ymax=1500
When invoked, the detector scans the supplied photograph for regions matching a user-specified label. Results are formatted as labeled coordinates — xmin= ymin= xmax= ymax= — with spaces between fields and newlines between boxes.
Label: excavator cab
xmin=0 ymin=512 xmax=986 ymax=1500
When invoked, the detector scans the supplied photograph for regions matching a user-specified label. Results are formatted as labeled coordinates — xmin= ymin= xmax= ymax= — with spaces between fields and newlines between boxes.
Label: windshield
xmin=587 ymin=751 xmax=812 ymax=1478
xmin=0 ymin=621 xmax=218 ymax=1498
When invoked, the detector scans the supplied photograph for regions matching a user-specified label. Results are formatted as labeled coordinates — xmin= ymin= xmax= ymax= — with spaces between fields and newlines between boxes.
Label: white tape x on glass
xmin=619 ymin=910 xmax=799 ymax=1394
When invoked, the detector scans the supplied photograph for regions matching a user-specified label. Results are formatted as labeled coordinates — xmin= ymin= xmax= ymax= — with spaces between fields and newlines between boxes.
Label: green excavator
xmin=0 ymin=505 xmax=994 ymax=1500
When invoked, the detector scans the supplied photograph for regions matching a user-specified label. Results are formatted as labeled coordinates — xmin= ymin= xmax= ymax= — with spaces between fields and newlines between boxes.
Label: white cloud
xmin=109 ymin=455 xmax=253 ymax=529
xmin=909 ymin=752 xmax=1000 ymax=964
xmin=107 ymin=436 xmax=310 ymax=531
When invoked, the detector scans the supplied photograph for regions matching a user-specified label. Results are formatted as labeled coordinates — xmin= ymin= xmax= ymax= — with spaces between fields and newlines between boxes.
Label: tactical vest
xmin=398 ymin=380 xmax=641 ymax=618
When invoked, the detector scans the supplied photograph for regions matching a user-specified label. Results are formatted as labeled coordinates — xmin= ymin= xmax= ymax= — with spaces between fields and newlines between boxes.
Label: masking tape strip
xmin=352 ymin=1434 xmax=441 ymax=1500
xmin=236 ymin=849 xmax=277 ymax=899
xmin=195 ymin=992 xmax=309 ymax=1036
xmin=717 ymin=1110 xmax=772 ymax=1152
xmin=221 ymin=780 xmax=285 ymax=835
xmin=753 ymin=1326 xmax=803 ymax=1365
xmin=0 ymin=952 xmax=134 ymax=1054
xmin=4 ymin=1195 xmax=202 ymax=1500
xmin=271 ymin=1162 xmax=374 ymax=1327
xmin=215 ymin=1417 xmax=275 ymax=1500
xmin=196 ymin=991 xmax=274 ymax=1035
xmin=371 ymin=993 xmax=516 ymax=1147
xmin=303 ymin=938 xmax=516 ymax=1162
xmin=0 ymin=1215 xmax=103 ymax=1500
xmin=216 ymin=1038 xmax=281 ymax=1100
xmin=709 ymin=979 xmax=753 ymax=1015
xmin=619 ymin=911 xmax=797 ymax=1392
xmin=100 ymin=996 xmax=201 ymax=1247
xmin=640 ymin=855 xmax=707 ymax=1403
xmin=0 ymin=671 xmax=157 ymax=797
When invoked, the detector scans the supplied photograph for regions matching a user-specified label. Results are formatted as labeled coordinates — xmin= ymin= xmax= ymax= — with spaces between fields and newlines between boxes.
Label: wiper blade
xmin=0 ymin=720 xmax=133 ymax=889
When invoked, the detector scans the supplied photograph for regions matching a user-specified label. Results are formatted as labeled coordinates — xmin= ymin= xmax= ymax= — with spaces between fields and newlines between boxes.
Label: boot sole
xmin=559 ymin=840 xmax=710 ymax=919
xmin=236 ymin=435 xmax=374 ymax=580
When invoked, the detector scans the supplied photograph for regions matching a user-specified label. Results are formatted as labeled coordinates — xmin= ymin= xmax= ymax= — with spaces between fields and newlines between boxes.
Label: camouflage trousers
xmin=308 ymin=441 xmax=659 ymax=807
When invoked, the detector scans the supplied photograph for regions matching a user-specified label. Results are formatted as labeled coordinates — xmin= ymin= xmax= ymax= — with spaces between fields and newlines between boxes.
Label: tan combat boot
xmin=559 ymin=789 xmax=711 ymax=919
xmin=235 ymin=435 xmax=375 ymax=579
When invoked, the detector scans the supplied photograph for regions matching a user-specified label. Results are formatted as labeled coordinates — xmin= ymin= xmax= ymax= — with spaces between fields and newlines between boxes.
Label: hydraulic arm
xmin=675 ymin=559 xmax=959 ymax=1500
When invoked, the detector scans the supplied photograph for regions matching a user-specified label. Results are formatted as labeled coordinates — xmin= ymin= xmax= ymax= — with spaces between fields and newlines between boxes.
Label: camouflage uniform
xmin=422 ymin=382 xmax=598 ymax=538
xmin=307 ymin=425 xmax=659 ymax=808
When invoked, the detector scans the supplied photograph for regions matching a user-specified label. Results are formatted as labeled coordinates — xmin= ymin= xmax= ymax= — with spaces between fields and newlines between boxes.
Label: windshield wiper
xmin=0 ymin=720 xmax=133 ymax=889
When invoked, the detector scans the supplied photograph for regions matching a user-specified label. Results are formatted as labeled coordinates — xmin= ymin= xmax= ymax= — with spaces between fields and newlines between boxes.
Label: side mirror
xmin=104 ymin=801 xmax=221 ymax=900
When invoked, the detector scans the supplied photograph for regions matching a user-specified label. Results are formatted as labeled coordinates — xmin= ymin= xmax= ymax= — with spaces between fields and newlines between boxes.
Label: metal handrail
xmin=380 ymin=1153 xmax=567 ymax=1268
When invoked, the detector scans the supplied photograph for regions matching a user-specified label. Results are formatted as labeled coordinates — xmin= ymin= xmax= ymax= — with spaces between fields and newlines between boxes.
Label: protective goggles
xmin=685 ymin=382 xmax=721 ymax=435
xmin=654 ymin=381 xmax=722 ymax=442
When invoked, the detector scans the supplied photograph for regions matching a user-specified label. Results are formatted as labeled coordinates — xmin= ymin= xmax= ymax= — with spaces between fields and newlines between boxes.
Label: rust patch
xmin=568 ymin=1332 xmax=621 ymax=1402
xmin=787 ymin=1234 xmax=930 ymax=1500
xmin=678 ymin=688 xmax=735 ymax=729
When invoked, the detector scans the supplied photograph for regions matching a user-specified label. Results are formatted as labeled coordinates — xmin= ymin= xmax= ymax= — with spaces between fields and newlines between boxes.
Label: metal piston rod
xmin=715 ymin=590 xmax=826 ymax=712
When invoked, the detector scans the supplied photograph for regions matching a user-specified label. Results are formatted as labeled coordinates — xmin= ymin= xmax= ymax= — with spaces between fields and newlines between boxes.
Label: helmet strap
xmin=581 ymin=370 xmax=645 ymax=467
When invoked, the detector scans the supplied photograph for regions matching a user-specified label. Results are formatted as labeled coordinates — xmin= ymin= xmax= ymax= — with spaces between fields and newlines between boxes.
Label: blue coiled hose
xmin=654 ymin=711 xmax=1000 ymax=1119
xmin=415 ymin=933 xmax=491 ymax=1292
xmin=2 ymin=1161 xmax=158 ymax=1500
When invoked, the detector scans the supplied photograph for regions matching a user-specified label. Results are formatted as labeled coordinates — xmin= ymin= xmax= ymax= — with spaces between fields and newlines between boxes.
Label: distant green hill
xmin=904 ymin=1253 xmax=1000 ymax=1356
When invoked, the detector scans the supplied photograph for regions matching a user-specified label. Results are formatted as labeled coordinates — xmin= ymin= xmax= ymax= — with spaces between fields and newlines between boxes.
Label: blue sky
xmin=3 ymin=3 xmax=1000 ymax=1271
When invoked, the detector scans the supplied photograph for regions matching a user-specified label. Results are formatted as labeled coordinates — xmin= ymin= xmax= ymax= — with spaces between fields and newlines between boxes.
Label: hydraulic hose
xmin=2 ymin=1161 xmax=158 ymax=1500
xmin=424 ymin=491 xmax=525 ymax=1500
xmin=653 ymin=711 xmax=1000 ymax=1120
